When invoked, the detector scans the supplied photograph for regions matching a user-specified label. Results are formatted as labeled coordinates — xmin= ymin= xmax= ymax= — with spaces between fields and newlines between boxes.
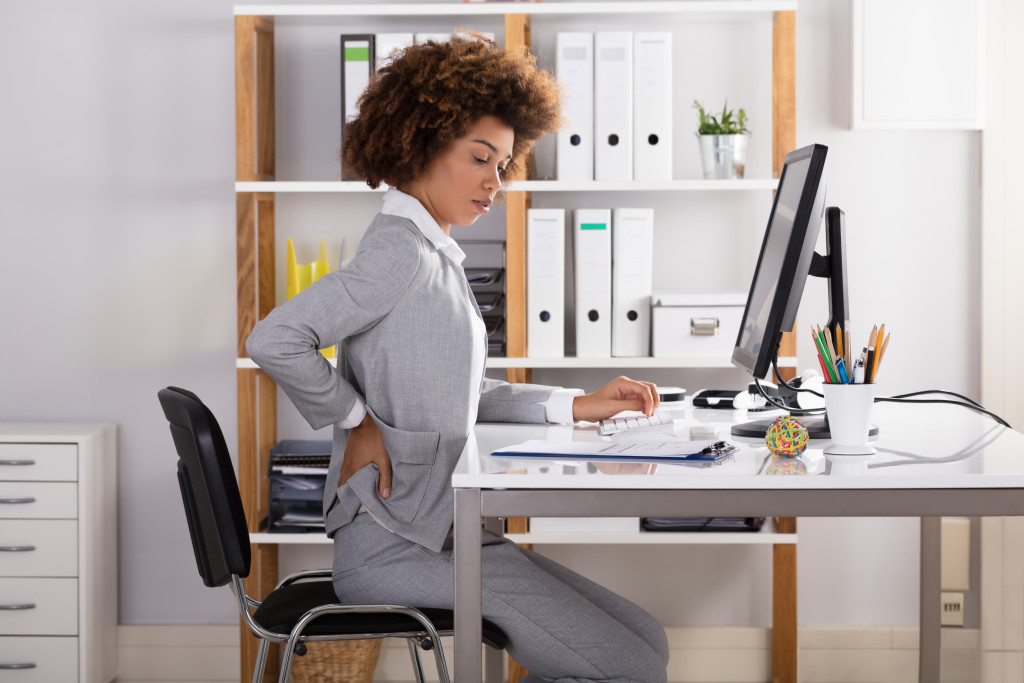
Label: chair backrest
xmin=157 ymin=386 xmax=250 ymax=587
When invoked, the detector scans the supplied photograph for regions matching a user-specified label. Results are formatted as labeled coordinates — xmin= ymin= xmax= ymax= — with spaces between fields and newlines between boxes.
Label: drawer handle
xmin=0 ymin=546 xmax=36 ymax=552
xmin=690 ymin=316 xmax=720 ymax=336
xmin=0 ymin=460 xmax=35 ymax=466
xmin=0 ymin=663 xmax=38 ymax=670
xmin=0 ymin=498 xmax=36 ymax=504
xmin=0 ymin=604 xmax=36 ymax=610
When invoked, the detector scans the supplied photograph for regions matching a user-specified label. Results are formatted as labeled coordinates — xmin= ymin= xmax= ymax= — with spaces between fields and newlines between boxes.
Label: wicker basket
xmin=290 ymin=638 xmax=383 ymax=683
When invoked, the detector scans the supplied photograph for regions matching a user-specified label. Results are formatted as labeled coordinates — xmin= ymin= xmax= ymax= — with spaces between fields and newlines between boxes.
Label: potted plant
xmin=693 ymin=99 xmax=750 ymax=179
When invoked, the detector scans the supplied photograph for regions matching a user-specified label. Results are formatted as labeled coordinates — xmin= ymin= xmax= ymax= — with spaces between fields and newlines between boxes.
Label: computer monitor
xmin=731 ymin=143 xmax=851 ymax=439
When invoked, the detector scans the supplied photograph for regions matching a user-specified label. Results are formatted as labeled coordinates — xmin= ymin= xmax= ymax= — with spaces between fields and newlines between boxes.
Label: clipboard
xmin=491 ymin=439 xmax=739 ymax=464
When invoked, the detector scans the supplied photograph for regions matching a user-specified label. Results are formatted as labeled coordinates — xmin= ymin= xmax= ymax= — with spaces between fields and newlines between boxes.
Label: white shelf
xmin=236 ymin=181 xmax=384 ymax=193
xmin=251 ymin=520 xmax=794 ymax=546
xmin=513 ymin=179 xmax=779 ymax=192
xmin=235 ymin=179 xmax=778 ymax=194
xmin=251 ymin=532 xmax=331 ymax=545
xmin=237 ymin=356 xmax=797 ymax=370
xmin=483 ymin=356 xmax=797 ymax=369
xmin=235 ymin=2 xmax=797 ymax=19
xmin=508 ymin=519 xmax=794 ymax=545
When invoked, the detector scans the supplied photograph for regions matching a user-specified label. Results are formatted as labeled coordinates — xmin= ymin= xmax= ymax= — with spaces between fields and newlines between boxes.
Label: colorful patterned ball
xmin=765 ymin=416 xmax=809 ymax=458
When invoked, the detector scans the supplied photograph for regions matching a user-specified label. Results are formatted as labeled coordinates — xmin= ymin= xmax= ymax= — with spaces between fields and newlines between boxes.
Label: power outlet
xmin=942 ymin=591 xmax=965 ymax=627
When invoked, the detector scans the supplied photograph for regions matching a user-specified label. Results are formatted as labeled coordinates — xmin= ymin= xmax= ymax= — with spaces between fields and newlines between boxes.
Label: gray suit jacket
xmin=246 ymin=213 xmax=556 ymax=552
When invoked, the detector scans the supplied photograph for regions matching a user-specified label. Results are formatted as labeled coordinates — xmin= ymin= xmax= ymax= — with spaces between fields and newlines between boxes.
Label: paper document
xmin=491 ymin=439 xmax=738 ymax=463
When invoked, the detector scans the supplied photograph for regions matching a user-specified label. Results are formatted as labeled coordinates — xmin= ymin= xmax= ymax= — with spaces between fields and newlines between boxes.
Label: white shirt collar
xmin=381 ymin=188 xmax=466 ymax=265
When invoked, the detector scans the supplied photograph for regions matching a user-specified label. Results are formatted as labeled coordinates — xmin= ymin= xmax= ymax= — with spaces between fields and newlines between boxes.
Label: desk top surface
xmin=453 ymin=402 xmax=1024 ymax=490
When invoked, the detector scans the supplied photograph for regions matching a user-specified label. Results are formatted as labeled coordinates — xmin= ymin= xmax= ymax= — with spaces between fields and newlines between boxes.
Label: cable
xmin=753 ymin=375 xmax=824 ymax=416
xmin=874 ymin=396 xmax=1011 ymax=429
xmin=766 ymin=354 xmax=1010 ymax=428
xmin=886 ymin=389 xmax=983 ymax=408
xmin=773 ymin=362 xmax=824 ymax=399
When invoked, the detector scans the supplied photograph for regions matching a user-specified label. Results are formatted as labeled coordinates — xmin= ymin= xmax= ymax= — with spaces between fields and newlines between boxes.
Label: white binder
xmin=375 ymin=33 xmax=414 ymax=71
xmin=633 ymin=33 xmax=673 ymax=181
xmin=555 ymin=33 xmax=594 ymax=181
xmin=612 ymin=208 xmax=654 ymax=357
xmin=573 ymin=209 xmax=612 ymax=357
xmin=594 ymin=32 xmax=633 ymax=182
xmin=527 ymin=209 xmax=566 ymax=358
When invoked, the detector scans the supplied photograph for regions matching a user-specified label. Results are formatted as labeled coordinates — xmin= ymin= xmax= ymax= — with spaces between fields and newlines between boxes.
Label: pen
xmin=836 ymin=357 xmax=850 ymax=384
xmin=853 ymin=357 xmax=865 ymax=384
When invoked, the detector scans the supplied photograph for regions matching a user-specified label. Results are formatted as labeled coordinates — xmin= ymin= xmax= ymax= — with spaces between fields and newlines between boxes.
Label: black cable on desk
xmin=763 ymin=358 xmax=1011 ymax=428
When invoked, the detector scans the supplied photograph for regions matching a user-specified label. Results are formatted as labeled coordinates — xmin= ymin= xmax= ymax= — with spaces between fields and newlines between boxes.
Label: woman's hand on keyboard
xmin=571 ymin=376 xmax=660 ymax=422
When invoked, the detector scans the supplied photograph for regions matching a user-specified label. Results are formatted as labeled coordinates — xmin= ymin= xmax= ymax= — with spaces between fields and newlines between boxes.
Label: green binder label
xmin=580 ymin=223 xmax=607 ymax=230
xmin=345 ymin=46 xmax=370 ymax=62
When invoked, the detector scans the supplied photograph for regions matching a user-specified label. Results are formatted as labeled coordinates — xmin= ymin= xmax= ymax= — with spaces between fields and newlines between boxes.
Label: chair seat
xmin=253 ymin=579 xmax=509 ymax=650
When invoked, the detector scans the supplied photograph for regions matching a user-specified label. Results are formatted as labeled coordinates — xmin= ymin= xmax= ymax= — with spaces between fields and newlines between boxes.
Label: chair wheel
xmin=294 ymin=642 xmax=308 ymax=656
xmin=419 ymin=638 xmax=434 ymax=651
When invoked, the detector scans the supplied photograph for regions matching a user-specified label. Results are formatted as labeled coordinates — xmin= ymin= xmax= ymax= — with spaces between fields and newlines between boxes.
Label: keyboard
xmin=598 ymin=411 xmax=674 ymax=437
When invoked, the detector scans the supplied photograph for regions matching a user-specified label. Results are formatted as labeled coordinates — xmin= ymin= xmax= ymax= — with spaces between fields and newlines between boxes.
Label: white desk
xmin=451 ymin=403 xmax=1024 ymax=682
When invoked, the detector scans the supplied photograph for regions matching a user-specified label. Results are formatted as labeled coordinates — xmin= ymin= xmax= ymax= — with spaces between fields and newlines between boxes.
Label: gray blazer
xmin=246 ymin=213 xmax=556 ymax=552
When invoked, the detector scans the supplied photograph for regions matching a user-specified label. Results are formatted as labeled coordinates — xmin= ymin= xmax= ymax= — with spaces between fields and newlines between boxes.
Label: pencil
xmin=823 ymin=326 xmax=838 ymax=367
xmin=875 ymin=332 xmax=891 ymax=379
xmin=812 ymin=327 xmax=838 ymax=383
xmin=819 ymin=326 xmax=839 ymax=380
xmin=835 ymin=326 xmax=844 ymax=371
xmin=870 ymin=324 xmax=886 ymax=382
xmin=844 ymin=322 xmax=852 ymax=370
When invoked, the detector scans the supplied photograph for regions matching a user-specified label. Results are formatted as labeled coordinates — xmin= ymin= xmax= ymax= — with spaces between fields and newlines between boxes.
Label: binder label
xmin=616 ymin=217 xmax=648 ymax=277
xmin=528 ymin=218 xmax=562 ymax=278
xmin=637 ymin=40 xmax=668 ymax=100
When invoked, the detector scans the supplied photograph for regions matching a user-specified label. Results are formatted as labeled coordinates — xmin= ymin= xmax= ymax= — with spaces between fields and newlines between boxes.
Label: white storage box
xmin=651 ymin=293 xmax=747 ymax=358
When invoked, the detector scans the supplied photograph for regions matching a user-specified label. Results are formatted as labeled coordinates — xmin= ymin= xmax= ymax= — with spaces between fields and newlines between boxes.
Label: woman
xmin=247 ymin=34 xmax=669 ymax=683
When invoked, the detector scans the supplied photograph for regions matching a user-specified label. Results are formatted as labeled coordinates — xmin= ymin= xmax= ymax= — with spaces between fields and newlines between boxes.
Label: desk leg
xmin=455 ymin=488 xmax=483 ymax=681
xmin=483 ymin=517 xmax=504 ymax=683
xmin=773 ymin=517 xmax=797 ymax=683
xmin=920 ymin=516 xmax=941 ymax=683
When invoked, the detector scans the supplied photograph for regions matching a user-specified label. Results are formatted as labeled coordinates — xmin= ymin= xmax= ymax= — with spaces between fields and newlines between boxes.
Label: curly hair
xmin=341 ymin=33 xmax=563 ymax=188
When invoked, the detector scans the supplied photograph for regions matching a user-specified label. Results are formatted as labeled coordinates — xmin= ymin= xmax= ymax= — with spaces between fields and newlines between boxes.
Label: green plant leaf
xmin=693 ymin=98 xmax=750 ymax=135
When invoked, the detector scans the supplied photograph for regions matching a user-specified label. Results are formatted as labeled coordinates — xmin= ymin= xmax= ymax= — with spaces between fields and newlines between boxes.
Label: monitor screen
xmin=732 ymin=144 xmax=828 ymax=379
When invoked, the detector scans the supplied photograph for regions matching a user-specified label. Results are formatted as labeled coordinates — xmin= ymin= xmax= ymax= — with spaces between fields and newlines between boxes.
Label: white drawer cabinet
xmin=0 ymin=424 xmax=116 ymax=683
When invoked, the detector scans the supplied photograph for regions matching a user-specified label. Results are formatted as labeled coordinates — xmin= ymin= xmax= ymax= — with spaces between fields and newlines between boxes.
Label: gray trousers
xmin=332 ymin=513 xmax=669 ymax=683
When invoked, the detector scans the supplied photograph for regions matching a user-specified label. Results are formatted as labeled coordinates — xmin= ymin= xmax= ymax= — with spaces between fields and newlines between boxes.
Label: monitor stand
xmin=730 ymin=414 xmax=879 ymax=440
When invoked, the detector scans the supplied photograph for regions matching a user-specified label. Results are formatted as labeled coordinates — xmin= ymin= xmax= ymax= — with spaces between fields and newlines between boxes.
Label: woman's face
xmin=402 ymin=115 xmax=514 ymax=234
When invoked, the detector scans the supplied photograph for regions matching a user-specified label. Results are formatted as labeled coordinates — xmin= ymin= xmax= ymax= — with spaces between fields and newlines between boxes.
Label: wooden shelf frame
xmin=234 ymin=5 xmax=799 ymax=682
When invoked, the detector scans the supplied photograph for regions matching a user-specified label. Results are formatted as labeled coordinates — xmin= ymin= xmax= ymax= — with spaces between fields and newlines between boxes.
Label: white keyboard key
xmin=598 ymin=410 xmax=674 ymax=437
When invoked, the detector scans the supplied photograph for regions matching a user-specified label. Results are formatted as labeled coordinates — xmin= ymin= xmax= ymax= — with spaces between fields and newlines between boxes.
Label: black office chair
xmin=157 ymin=386 xmax=508 ymax=683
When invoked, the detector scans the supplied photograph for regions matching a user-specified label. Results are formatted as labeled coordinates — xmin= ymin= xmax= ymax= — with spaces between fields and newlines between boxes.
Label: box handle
xmin=690 ymin=317 xmax=720 ymax=336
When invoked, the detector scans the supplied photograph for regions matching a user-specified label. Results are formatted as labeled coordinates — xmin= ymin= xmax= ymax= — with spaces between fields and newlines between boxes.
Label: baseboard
xmin=116 ymin=625 xmax=986 ymax=682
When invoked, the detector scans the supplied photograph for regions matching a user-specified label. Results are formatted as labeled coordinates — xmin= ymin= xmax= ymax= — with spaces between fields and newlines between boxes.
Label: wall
xmin=0 ymin=0 xmax=981 ymax=628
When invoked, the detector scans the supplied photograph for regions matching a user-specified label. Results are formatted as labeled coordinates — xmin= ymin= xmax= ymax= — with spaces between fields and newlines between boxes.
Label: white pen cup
xmin=821 ymin=382 xmax=876 ymax=455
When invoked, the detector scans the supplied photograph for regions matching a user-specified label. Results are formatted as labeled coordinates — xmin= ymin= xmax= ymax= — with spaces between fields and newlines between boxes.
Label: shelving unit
xmin=235 ymin=2 xmax=798 ymax=681
xmin=239 ymin=356 xmax=796 ymax=370
xmin=235 ymin=178 xmax=779 ymax=192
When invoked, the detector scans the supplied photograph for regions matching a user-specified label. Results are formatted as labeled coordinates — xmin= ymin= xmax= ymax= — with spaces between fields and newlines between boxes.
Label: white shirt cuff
xmin=334 ymin=398 xmax=367 ymax=430
xmin=541 ymin=388 xmax=584 ymax=424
